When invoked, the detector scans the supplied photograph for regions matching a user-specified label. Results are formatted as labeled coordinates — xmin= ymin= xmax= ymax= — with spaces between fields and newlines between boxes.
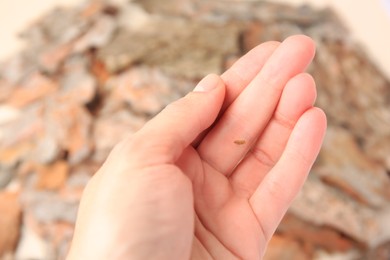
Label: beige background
xmin=1 ymin=0 xmax=390 ymax=78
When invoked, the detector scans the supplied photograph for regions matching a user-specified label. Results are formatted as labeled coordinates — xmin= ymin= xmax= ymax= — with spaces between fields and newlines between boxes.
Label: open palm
xmin=68 ymin=35 xmax=326 ymax=260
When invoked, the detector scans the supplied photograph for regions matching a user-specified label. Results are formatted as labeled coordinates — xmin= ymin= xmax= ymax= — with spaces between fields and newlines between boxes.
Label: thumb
xmin=122 ymin=74 xmax=225 ymax=166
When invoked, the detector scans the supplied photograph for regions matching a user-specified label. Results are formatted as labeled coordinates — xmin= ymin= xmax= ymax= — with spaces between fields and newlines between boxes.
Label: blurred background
xmin=0 ymin=0 xmax=390 ymax=259
xmin=1 ymin=0 xmax=390 ymax=78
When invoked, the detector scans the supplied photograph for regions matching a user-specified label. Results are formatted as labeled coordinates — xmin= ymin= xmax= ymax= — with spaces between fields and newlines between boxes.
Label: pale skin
xmin=67 ymin=35 xmax=327 ymax=260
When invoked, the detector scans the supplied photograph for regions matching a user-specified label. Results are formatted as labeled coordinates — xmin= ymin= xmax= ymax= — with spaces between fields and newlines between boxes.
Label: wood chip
xmin=234 ymin=139 xmax=246 ymax=145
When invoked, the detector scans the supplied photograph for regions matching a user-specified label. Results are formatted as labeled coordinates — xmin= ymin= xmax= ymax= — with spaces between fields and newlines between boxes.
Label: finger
xmin=117 ymin=74 xmax=225 ymax=167
xmin=192 ymin=41 xmax=280 ymax=147
xmin=249 ymin=107 xmax=327 ymax=240
xmin=230 ymin=73 xmax=317 ymax=197
xmin=221 ymin=41 xmax=280 ymax=110
xmin=198 ymin=35 xmax=316 ymax=176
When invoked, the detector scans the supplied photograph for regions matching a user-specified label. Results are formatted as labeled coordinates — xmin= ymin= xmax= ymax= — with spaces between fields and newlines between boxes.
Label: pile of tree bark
xmin=0 ymin=0 xmax=389 ymax=259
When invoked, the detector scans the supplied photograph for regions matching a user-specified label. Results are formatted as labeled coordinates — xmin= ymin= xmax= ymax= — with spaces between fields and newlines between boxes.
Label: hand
xmin=67 ymin=35 xmax=326 ymax=260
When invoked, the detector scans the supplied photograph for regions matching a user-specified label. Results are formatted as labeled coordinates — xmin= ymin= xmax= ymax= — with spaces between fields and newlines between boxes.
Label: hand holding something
xmin=68 ymin=35 xmax=327 ymax=260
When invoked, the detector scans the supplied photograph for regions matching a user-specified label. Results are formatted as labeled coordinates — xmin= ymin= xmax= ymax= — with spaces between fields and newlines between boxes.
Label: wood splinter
xmin=234 ymin=139 xmax=246 ymax=145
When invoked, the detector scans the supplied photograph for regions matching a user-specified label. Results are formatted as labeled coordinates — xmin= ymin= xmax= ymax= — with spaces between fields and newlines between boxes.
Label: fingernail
xmin=193 ymin=74 xmax=220 ymax=92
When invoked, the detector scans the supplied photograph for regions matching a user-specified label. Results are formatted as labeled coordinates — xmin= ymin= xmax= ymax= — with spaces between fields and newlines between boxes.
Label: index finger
xmin=221 ymin=41 xmax=280 ymax=110
xmin=192 ymin=41 xmax=280 ymax=147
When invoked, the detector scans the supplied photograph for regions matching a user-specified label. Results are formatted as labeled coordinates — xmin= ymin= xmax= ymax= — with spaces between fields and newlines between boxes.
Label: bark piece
xmin=0 ymin=192 xmax=22 ymax=257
